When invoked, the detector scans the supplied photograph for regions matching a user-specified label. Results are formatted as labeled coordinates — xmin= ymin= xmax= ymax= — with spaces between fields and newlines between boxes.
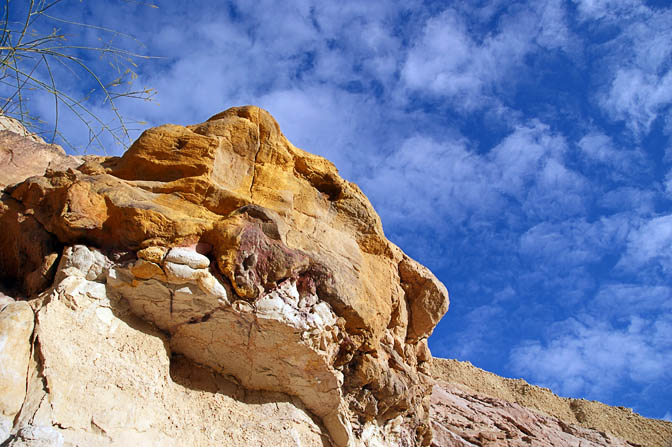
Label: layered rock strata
xmin=432 ymin=358 xmax=672 ymax=447
xmin=0 ymin=107 xmax=449 ymax=446
xmin=430 ymin=383 xmax=637 ymax=447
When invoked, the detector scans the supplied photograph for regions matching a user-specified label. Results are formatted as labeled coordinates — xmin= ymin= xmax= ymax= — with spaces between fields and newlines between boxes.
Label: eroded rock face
xmin=430 ymin=384 xmax=635 ymax=447
xmin=0 ymin=106 xmax=450 ymax=446
xmin=1 ymin=249 xmax=332 ymax=446
xmin=0 ymin=301 xmax=34 ymax=442
xmin=0 ymin=116 xmax=81 ymax=190
xmin=431 ymin=358 xmax=672 ymax=447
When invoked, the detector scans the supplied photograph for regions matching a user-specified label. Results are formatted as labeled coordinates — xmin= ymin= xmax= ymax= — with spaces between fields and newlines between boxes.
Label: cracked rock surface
xmin=0 ymin=107 xmax=450 ymax=446
xmin=1 ymin=248 xmax=333 ymax=446
xmin=431 ymin=358 xmax=672 ymax=447
xmin=430 ymin=384 xmax=635 ymax=447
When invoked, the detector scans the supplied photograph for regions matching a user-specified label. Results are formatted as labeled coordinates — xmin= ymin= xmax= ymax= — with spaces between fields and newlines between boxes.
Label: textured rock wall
xmin=432 ymin=358 xmax=672 ymax=447
xmin=0 ymin=116 xmax=80 ymax=190
xmin=430 ymin=383 xmax=638 ymax=447
xmin=1 ymin=249 xmax=332 ymax=446
xmin=0 ymin=107 xmax=450 ymax=447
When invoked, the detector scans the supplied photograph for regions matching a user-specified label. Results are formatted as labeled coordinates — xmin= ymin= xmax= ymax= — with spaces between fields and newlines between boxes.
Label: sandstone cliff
xmin=0 ymin=109 xmax=669 ymax=447
xmin=0 ymin=107 xmax=448 ymax=447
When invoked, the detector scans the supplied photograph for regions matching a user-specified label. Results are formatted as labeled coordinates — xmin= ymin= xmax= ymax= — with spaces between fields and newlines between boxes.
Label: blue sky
xmin=6 ymin=0 xmax=672 ymax=421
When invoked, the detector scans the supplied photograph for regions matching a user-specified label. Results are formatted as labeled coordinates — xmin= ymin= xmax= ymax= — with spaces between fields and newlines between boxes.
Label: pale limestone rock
xmin=53 ymin=245 xmax=109 ymax=283
xmin=0 ymin=292 xmax=14 ymax=310
xmin=11 ymin=246 xmax=331 ymax=447
xmin=163 ymin=261 xmax=208 ymax=284
xmin=4 ymin=425 xmax=64 ymax=447
xmin=0 ymin=301 xmax=34 ymax=445
xmin=105 ymin=246 xmax=358 ymax=445
xmin=0 ymin=418 xmax=10 ymax=445
xmin=164 ymin=247 xmax=210 ymax=269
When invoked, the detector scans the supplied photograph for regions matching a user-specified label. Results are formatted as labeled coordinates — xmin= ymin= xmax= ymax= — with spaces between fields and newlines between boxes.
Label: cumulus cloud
xmin=510 ymin=314 xmax=672 ymax=399
xmin=577 ymin=132 xmax=645 ymax=173
xmin=600 ymin=69 xmax=672 ymax=136
xmin=578 ymin=2 xmax=672 ymax=136
xmin=400 ymin=2 xmax=571 ymax=109
xmin=618 ymin=214 xmax=672 ymax=274
xmin=365 ymin=120 xmax=585 ymax=236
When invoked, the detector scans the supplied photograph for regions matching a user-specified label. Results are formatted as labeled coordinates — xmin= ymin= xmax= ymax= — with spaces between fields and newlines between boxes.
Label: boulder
xmin=0 ymin=106 xmax=450 ymax=446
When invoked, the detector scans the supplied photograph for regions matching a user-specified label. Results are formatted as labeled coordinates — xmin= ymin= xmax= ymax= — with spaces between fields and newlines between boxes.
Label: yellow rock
xmin=0 ymin=106 xmax=450 ymax=446
xmin=137 ymin=246 xmax=168 ymax=264
xmin=129 ymin=259 xmax=165 ymax=280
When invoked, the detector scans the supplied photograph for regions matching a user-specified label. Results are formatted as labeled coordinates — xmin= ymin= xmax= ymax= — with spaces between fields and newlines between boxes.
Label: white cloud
xmin=577 ymin=132 xmax=644 ymax=173
xmin=256 ymin=87 xmax=382 ymax=178
xmin=519 ymin=216 xmax=629 ymax=266
xmin=362 ymin=134 xmax=500 ymax=228
xmin=618 ymin=214 xmax=672 ymax=274
xmin=599 ymin=187 xmax=656 ymax=214
xmin=535 ymin=0 xmax=573 ymax=50
xmin=510 ymin=315 xmax=672 ymax=399
xmin=580 ymin=2 xmax=672 ymax=136
xmin=600 ymin=69 xmax=672 ymax=136
xmin=364 ymin=120 xmax=585 ymax=236
xmin=664 ymin=411 xmax=672 ymax=422
xmin=572 ymin=0 xmax=644 ymax=21
xmin=400 ymin=2 xmax=571 ymax=109
xmin=490 ymin=121 xmax=567 ymax=199
xmin=401 ymin=10 xmax=489 ymax=106
xmin=593 ymin=284 xmax=672 ymax=316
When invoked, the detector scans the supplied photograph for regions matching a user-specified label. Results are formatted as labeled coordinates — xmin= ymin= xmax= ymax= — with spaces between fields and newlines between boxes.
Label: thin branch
xmin=41 ymin=53 xmax=58 ymax=143
xmin=0 ymin=0 xmax=158 ymax=152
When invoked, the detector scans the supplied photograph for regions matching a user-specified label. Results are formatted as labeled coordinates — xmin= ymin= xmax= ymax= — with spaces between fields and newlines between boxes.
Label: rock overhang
xmin=0 ymin=105 xmax=449 ymax=447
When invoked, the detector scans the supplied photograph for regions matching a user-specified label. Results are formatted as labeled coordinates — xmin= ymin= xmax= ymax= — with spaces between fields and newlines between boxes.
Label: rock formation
xmin=431 ymin=359 xmax=672 ymax=447
xmin=0 ymin=116 xmax=81 ymax=190
xmin=0 ymin=107 xmax=449 ymax=446
xmin=1 ymin=109 xmax=669 ymax=447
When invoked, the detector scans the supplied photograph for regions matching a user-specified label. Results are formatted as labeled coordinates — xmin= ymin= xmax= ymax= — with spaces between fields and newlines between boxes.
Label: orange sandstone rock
xmin=0 ymin=106 xmax=450 ymax=447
